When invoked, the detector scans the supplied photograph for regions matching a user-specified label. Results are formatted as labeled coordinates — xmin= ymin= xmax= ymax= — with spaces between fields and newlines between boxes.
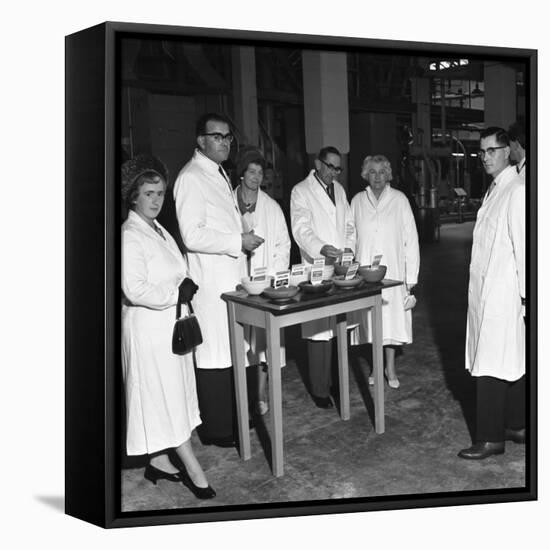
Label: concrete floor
xmin=121 ymin=221 xmax=526 ymax=512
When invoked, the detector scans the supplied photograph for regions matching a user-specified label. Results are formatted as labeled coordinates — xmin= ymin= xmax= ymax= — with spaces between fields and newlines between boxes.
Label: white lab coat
xmin=235 ymin=186 xmax=291 ymax=365
xmin=174 ymin=150 xmax=247 ymax=370
xmin=350 ymin=185 xmax=420 ymax=345
xmin=236 ymin=186 xmax=291 ymax=276
xmin=290 ymin=170 xmax=356 ymax=340
xmin=465 ymin=165 xmax=525 ymax=381
xmin=121 ymin=211 xmax=201 ymax=455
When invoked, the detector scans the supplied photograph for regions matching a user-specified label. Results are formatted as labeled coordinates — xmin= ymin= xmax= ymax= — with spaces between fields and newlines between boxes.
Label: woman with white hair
xmin=351 ymin=154 xmax=420 ymax=388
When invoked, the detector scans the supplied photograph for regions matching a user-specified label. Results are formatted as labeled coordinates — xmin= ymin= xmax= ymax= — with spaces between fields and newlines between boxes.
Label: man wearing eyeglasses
xmin=174 ymin=112 xmax=264 ymax=448
xmin=291 ymin=146 xmax=356 ymax=409
xmin=458 ymin=127 xmax=525 ymax=460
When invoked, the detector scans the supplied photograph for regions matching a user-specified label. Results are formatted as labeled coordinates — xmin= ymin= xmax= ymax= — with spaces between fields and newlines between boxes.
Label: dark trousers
xmin=307 ymin=339 xmax=333 ymax=398
xmin=195 ymin=367 xmax=236 ymax=441
xmin=476 ymin=375 xmax=526 ymax=442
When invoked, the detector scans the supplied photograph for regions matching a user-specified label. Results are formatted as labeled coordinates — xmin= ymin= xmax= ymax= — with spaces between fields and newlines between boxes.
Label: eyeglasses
xmin=319 ymin=159 xmax=343 ymax=174
xmin=477 ymin=146 xmax=506 ymax=159
xmin=202 ymin=132 xmax=234 ymax=144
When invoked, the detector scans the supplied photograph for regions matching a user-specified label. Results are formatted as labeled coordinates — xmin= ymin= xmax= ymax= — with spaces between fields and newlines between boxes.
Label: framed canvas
xmin=65 ymin=21 xmax=537 ymax=528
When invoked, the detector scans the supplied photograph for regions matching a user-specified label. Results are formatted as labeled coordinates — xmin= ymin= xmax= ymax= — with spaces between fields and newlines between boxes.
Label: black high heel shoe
xmin=178 ymin=468 xmax=216 ymax=500
xmin=144 ymin=464 xmax=216 ymax=499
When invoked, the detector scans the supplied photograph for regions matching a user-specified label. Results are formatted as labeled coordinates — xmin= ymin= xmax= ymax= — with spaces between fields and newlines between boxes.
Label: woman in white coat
xmin=291 ymin=146 xmax=356 ymax=408
xmin=234 ymin=147 xmax=291 ymax=415
xmin=351 ymin=155 xmax=420 ymax=389
xmin=121 ymin=155 xmax=215 ymax=499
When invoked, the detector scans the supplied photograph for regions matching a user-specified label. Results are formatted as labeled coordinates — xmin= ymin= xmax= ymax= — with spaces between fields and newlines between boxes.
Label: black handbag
xmin=172 ymin=300 xmax=203 ymax=355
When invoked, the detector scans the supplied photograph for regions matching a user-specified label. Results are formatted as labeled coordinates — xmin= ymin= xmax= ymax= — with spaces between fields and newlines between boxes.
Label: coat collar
xmin=127 ymin=209 xmax=162 ymax=234
xmin=494 ymin=164 xmax=520 ymax=190
xmin=193 ymin=148 xmax=224 ymax=176
xmin=194 ymin=148 xmax=239 ymax=214
xmin=125 ymin=210 xmax=180 ymax=257
xmin=306 ymin=169 xmax=336 ymax=212
xmin=365 ymin=184 xmax=391 ymax=207
xmin=483 ymin=165 xmax=519 ymax=204
xmin=234 ymin=185 xmax=268 ymax=210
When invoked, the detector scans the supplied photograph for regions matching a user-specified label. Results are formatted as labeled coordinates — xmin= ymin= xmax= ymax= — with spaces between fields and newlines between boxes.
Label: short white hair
xmin=361 ymin=154 xmax=393 ymax=181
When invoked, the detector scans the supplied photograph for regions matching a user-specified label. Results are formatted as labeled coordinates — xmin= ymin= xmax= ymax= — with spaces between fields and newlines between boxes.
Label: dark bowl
xmin=332 ymin=275 xmax=364 ymax=289
xmin=333 ymin=263 xmax=349 ymax=276
xmin=262 ymin=286 xmax=300 ymax=302
xmin=298 ymin=280 xmax=333 ymax=294
xmin=357 ymin=265 xmax=387 ymax=283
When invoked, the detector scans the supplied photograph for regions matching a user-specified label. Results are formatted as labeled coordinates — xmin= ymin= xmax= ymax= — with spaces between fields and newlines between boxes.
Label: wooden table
xmin=222 ymin=279 xmax=402 ymax=477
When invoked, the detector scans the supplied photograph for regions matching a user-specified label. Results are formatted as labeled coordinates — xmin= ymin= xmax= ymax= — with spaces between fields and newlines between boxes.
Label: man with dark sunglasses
xmin=291 ymin=146 xmax=355 ymax=409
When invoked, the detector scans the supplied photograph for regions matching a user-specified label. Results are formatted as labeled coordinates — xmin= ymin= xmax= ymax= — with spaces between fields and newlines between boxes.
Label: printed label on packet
xmin=290 ymin=264 xmax=306 ymax=277
xmin=251 ymin=267 xmax=267 ymax=282
xmin=371 ymin=254 xmax=383 ymax=268
xmin=345 ymin=262 xmax=359 ymax=280
xmin=341 ymin=252 xmax=354 ymax=267
xmin=273 ymin=270 xmax=290 ymax=288
xmin=310 ymin=267 xmax=324 ymax=285
xmin=310 ymin=258 xmax=325 ymax=286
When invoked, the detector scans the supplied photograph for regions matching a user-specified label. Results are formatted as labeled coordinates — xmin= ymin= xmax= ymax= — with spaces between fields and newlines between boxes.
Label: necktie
xmin=154 ymin=225 xmax=165 ymax=240
xmin=219 ymin=165 xmax=240 ymax=215
xmin=326 ymin=183 xmax=335 ymax=204
xmin=218 ymin=166 xmax=233 ymax=192
xmin=486 ymin=181 xmax=496 ymax=198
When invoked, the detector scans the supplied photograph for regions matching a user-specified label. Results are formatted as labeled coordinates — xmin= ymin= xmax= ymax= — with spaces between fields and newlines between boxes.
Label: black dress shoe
xmin=144 ymin=464 xmax=216 ymax=499
xmin=458 ymin=441 xmax=505 ymax=460
xmin=200 ymin=435 xmax=236 ymax=448
xmin=312 ymin=395 xmax=333 ymax=409
xmin=505 ymin=427 xmax=526 ymax=444
xmin=178 ymin=468 xmax=216 ymax=499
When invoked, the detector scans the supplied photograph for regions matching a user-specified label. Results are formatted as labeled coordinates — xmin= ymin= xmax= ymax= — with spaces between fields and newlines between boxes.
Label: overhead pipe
xmin=440 ymin=78 xmax=446 ymax=147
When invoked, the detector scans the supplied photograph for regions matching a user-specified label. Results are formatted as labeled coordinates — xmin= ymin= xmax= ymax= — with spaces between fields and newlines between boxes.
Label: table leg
xmin=227 ymin=302 xmax=251 ymax=459
xmin=371 ymin=294 xmax=385 ymax=433
xmin=265 ymin=315 xmax=283 ymax=477
xmin=336 ymin=314 xmax=350 ymax=420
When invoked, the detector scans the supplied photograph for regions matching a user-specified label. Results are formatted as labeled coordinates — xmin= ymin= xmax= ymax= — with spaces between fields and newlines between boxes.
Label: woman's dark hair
xmin=121 ymin=155 xmax=168 ymax=212
xmin=126 ymin=171 xmax=166 ymax=211
xmin=235 ymin=146 xmax=266 ymax=179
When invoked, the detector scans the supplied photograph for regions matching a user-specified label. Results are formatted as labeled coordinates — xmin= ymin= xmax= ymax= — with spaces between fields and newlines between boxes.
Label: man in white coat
xmin=458 ymin=127 xmax=526 ymax=460
xmin=508 ymin=119 xmax=526 ymax=181
xmin=291 ymin=146 xmax=355 ymax=408
xmin=174 ymin=113 xmax=264 ymax=448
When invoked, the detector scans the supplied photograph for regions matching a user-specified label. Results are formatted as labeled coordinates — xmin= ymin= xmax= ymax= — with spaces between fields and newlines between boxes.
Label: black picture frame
xmin=65 ymin=21 xmax=537 ymax=528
